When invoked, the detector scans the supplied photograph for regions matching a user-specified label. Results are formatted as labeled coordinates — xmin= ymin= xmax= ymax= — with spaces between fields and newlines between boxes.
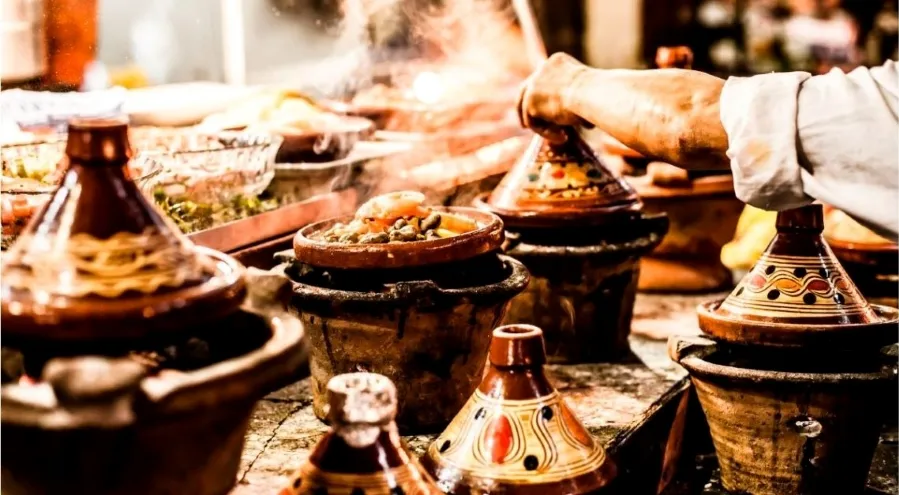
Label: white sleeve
xmin=719 ymin=61 xmax=899 ymax=242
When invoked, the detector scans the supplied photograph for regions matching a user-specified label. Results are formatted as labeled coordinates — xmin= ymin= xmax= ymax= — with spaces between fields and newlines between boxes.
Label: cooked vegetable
xmin=153 ymin=189 xmax=279 ymax=234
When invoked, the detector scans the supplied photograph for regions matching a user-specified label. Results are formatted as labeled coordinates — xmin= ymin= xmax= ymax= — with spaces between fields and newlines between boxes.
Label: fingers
xmin=529 ymin=118 xmax=568 ymax=144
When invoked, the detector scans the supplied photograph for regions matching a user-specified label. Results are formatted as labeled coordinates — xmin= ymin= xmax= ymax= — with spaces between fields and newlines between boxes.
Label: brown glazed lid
xmin=293 ymin=206 xmax=504 ymax=270
xmin=423 ymin=324 xmax=616 ymax=494
xmin=281 ymin=373 xmax=441 ymax=495
xmin=0 ymin=118 xmax=246 ymax=347
xmin=698 ymin=205 xmax=899 ymax=348
xmin=481 ymin=131 xmax=642 ymax=229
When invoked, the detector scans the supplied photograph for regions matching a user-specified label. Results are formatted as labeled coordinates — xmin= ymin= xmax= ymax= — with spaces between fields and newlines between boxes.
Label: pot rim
xmin=1 ymin=307 xmax=306 ymax=428
xmin=503 ymin=212 xmax=668 ymax=257
xmin=284 ymin=253 xmax=529 ymax=306
xmin=696 ymin=298 xmax=899 ymax=349
xmin=669 ymin=335 xmax=897 ymax=385
xmin=293 ymin=206 xmax=505 ymax=269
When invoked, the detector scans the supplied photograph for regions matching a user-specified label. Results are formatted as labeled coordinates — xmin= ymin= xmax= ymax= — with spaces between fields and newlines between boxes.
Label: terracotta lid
xmin=293 ymin=204 xmax=504 ymax=269
xmin=481 ymin=131 xmax=642 ymax=228
xmin=281 ymin=373 xmax=441 ymax=495
xmin=0 ymin=118 xmax=246 ymax=347
xmin=698 ymin=205 xmax=898 ymax=348
xmin=423 ymin=324 xmax=616 ymax=494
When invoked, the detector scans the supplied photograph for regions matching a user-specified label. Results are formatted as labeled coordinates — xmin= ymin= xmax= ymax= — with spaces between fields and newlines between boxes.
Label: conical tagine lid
xmin=281 ymin=373 xmax=441 ymax=495
xmin=483 ymin=130 xmax=641 ymax=228
xmin=1 ymin=118 xmax=246 ymax=347
xmin=698 ymin=204 xmax=898 ymax=347
xmin=423 ymin=324 xmax=616 ymax=494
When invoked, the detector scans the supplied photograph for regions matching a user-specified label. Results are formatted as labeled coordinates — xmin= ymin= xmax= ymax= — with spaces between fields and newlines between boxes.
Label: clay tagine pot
xmin=475 ymin=130 xmax=668 ymax=363
xmin=0 ymin=118 xmax=247 ymax=352
xmin=610 ymin=46 xmax=741 ymax=293
xmin=824 ymin=207 xmax=898 ymax=308
xmin=282 ymin=201 xmax=529 ymax=433
xmin=669 ymin=335 xmax=897 ymax=495
xmin=280 ymin=372 xmax=441 ymax=495
xmin=423 ymin=324 xmax=616 ymax=494
xmin=2 ymin=268 xmax=308 ymax=495
xmin=697 ymin=205 xmax=898 ymax=349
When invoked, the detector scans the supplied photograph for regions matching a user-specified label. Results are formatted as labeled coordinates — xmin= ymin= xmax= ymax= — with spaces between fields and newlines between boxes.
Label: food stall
xmin=1 ymin=1 xmax=896 ymax=495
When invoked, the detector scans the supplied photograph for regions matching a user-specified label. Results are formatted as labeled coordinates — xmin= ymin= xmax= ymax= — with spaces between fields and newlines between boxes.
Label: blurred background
xmin=4 ymin=0 xmax=896 ymax=91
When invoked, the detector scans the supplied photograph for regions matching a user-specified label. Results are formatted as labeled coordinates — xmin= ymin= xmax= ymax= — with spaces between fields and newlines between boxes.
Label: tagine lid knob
xmin=482 ymin=131 xmax=642 ymax=228
xmin=284 ymin=373 xmax=442 ymax=495
xmin=0 ymin=118 xmax=246 ymax=347
xmin=656 ymin=46 xmax=694 ymax=69
xmin=698 ymin=204 xmax=898 ymax=348
xmin=424 ymin=324 xmax=617 ymax=492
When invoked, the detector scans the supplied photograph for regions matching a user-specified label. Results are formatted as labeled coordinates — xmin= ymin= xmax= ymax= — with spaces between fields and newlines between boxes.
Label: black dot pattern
xmin=293 ymin=478 xmax=303 ymax=489
xmin=803 ymin=293 xmax=816 ymax=305
xmin=793 ymin=267 xmax=807 ymax=278
xmin=765 ymin=265 xmax=776 ymax=275
xmin=735 ymin=287 xmax=744 ymax=297
xmin=440 ymin=440 xmax=451 ymax=453
xmin=767 ymin=290 xmax=780 ymax=300
xmin=819 ymin=268 xmax=828 ymax=278
xmin=834 ymin=293 xmax=845 ymax=304
xmin=541 ymin=406 xmax=554 ymax=421
xmin=524 ymin=455 xmax=539 ymax=471
xmin=474 ymin=408 xmax=486 ymax=420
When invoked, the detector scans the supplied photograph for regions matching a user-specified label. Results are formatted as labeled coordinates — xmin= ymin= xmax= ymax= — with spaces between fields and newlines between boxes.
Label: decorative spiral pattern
xmin=3 ymin=229 xmax=210 ymax=298
xmin=720 ymin=253 xmax=870 ymax=318
xmin=428 ymin=390 xmax=607 ymax=485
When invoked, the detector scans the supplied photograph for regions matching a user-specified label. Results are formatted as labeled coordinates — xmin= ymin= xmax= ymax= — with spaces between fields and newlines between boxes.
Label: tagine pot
xmin=281 ymin=372 xmax=441 ymax=495
xmin=476 ymin=131 xmax=668 ymax=363
xmin=423 ymin=324 xmax=616 ymax=494
xmin=630 ymin=171 xmax=742 ymax=292
xmin=1 ymin=269 xmax=307 ymax=495
xmin=284 ymin=207 xmax=529 ymax=433
xmin=669 ymin=335 xmax=896 ymax=495
xmin=697 ymin=205 xmax=898 ymax=349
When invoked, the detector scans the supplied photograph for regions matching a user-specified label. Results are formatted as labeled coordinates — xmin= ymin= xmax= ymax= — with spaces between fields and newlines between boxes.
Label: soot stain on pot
xmin=320 ymin=320 xmax=336 ymax=369
xmin=396 ymin=309 xmax=407 ymax=340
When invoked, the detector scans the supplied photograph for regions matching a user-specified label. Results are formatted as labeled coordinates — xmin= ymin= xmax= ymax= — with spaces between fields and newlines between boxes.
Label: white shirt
xmin=719 ymin=60 xmax=899 ymax=242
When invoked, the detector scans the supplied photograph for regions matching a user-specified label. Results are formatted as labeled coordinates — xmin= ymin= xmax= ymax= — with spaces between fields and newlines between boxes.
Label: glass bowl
xmin=131 ymin=128 xmax=283 ymax=203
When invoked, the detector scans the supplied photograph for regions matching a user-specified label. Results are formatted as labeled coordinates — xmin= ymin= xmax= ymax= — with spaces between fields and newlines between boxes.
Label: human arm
xmin=517 ymin=55 xmax=899 ymax=241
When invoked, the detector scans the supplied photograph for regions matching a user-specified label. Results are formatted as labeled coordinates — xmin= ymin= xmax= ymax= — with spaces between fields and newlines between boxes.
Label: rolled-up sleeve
xmin=719 ymin=61 xmax=899 ymax=241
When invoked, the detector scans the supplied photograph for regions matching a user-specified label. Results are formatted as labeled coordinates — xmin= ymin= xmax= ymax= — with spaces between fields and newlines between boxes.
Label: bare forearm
xmin=565 ymin=68 xmax=731 ymax=170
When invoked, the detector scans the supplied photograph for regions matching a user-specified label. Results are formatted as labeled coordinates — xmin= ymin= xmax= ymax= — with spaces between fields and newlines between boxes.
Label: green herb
xmin=152 ymin=189 xmax=280 ymax=234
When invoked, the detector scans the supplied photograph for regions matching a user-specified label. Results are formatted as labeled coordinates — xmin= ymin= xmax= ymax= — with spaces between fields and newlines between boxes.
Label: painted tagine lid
xmin=697 ymin=205 xmax=899 ymax=348
xmin=423 ymin=324 xmax=616 ymax=494
xmin=0 ymin=118 xmax=246 ymax=347
xmin=280 ymin=372 xmax=441 ymax=495
xmin=481 ymin=130 xmax=642 ymax=229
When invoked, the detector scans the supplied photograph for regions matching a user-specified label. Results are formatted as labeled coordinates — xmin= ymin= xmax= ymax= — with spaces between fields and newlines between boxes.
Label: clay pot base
xmin=669 ymin=335 xmax=896 ymax=495
xmin=698 ymin=299 xmax=899 ymax=349
xmin=293 ymin=207 xmax=504 ymax=270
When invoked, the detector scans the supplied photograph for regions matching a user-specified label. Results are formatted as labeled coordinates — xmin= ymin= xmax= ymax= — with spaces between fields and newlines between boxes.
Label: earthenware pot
xmin=423 ymin=324 xmax=616 ymax=494
xmin=0 ymin=118 xmax=247 ymax=351
xmin=281 ymin=251 xmax=529 ymax=433
xmin=1 ymin=270 xmax=307 ymax=495
xmin=632 ymin=174 xmax=742 ymax=292
xmin=280 ymin=373 xmax=441 ymax=495
xmin=669 ymin=335 xmax=897 ymax=495
xmin=501 ymin=215 xmax=668 ymax=363
xmin=827 ymin=238 xmax=899 ymax=309
xmin=698 ymin=205 xmax=899 ymax=348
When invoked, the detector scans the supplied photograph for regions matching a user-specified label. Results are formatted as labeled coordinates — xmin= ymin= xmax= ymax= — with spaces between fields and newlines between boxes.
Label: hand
xmin=516 ymin=52 xmax=592 ymax=143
